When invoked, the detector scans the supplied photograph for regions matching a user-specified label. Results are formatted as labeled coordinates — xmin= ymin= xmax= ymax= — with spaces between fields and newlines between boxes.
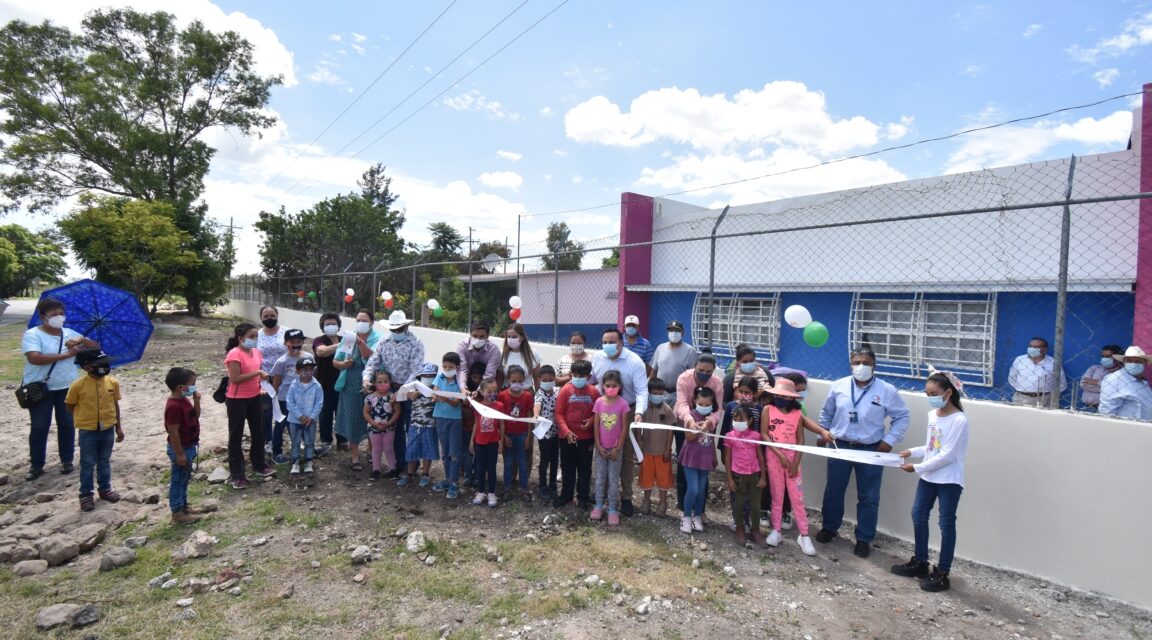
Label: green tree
xmin=0 ymin=8 xmax=281 ymax=314
xmin=542 ymin=222 xmax=584 ymax=271
xmin=0 ymin=224 xmax=67 ymax=297
xmin=469 ymin=241 xmax=511 ymax=274
xmin=58 ymin=196 xmax=201 ymax=314
xmin=0 ymin=237 xmax=19 ymax=297
xmin=601 ymin=247 xmax=620 ymax=269
xmin=426 ymin=222 xmax=466 ymax=261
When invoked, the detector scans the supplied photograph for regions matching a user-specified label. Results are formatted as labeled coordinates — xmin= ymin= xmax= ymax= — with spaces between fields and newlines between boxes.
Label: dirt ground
xmin=0 ymin=314 xmax=1149 ymax=640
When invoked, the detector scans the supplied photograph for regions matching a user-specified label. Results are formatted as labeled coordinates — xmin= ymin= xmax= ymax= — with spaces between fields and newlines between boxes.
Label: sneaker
xmin=290 ymin=462 xmax=301 ymax=475
xmin=303 ymin=461 xmax=314 ymax=474
xmin=891 ymin=557 xmax=930 ymax=578
xmin=383 ymin=469 xmax=401 ymax=479
xmin=607 ymin=511 xmax=621 ymax=526
xmin=79 ymin=495 xmax=95 ymax=512
xmin=418 ymin=475 xmax=431 ymax=488
xmin=853 ymin=540 xmax=871 ymax=558
xmin=60 ymin=463 xmax=74 ymax=474
xmin=487 ymin=493 xmax=498 ymax=508
xmin=814 ymin=528 xmax=837 ymax=544
xmin=432 ymin=480 xmax=450 ymax=492
xmin=273 ymin=454 xmax=291 ymax=465
xmin=920 ymin=567 xmax=951 ymax=592
xmin=680 ymin=517 xmax=693 ymax=534
xmin=472 ymin=492 xmax=486 ymax=505
xmin=691 ymin=516 xmax=704 ymax=532
xmin=446 ymin=485 xmax=459 ymax=500
xmin=255 ymin=466 xmax=276 ymax=477
xmin=264 ymin=442 xmax=273 ymax=455
xmin=231 ymin=478 xmax=249 ymax=490
xmin=798 ymin=535 xmax=816 ymax=557
xmin=397 ymin=475 xmax=411 ymax=488
xmin=590 ymin=506 xmax=604 ymax=521
xmin=781 ymin=513 xmax=794 ymax=531
xmin=24 ymin=468 xmax=44 ymax=482
xmin=172 ymin=510 xmax=201 ymax=524
xmin=765 ymin=529 xmax=782 ymax=547
xmin=759 ymin=513 xmax=772 ymax=531
xmin=371 ymin=470 xmax=381 ymax=481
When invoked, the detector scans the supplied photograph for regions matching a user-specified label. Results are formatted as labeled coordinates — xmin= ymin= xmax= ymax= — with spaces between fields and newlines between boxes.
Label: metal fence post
xmin=706 ymin=205 xmax=731 ymax=350
xmin=411 ymin=265 xmax=417 ymax=320
xmin=553 ymin=251 xmax=560 ymax=344
xmin=468 ymin=227 xmax=474 ymax=330
xmin=1050 ymin=155 xmax=1077 ymax=407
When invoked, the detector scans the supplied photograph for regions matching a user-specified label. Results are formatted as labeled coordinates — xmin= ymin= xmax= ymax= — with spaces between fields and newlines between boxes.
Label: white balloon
xmin=345 ymin=288 xmax=355 ymax=296
xmin=427 ymin=299 xmax=440 ymax=310
xmin=381 ymin=291 xmax=393 ymax=300
xmin=509 ymin=295 xmax=523 ymax=309
xmin=783 ymin=305 xmax=813 ymax=328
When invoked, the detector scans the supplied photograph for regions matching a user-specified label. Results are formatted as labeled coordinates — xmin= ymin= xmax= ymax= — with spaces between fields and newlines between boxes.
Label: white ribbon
xmin=468 ymin=398 xmax=539 ymax=424
xmin=260 ymin=380 xmax=285 ymax=423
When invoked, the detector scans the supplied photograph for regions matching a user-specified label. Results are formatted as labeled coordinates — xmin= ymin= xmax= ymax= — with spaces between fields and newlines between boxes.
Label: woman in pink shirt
xmin=224 ymin=323 xmax=275 ymax=490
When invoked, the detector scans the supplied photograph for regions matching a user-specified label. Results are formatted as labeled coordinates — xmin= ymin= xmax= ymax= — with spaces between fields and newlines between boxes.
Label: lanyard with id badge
xmin=848 ymin=381 xmax=874 ymax=424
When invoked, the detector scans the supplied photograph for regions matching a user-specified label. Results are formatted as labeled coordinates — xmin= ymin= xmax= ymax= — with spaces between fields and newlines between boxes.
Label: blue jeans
xmin=320 ymin=386 xmax=340 ymax=444
xmin=272 ymin=400 xmax=289 ymax=456
xmin=78 ymin=428 xmax=115 ymax=497
xmin=394 ymin=399 xmax=411 ymax=467
xmin=821 ymin=440 xmax=885 ymax=543
xmin=503 ymin=432 xmax=528 ymax=490
xmin=435 ymin=418 xmax=463 ymax=484
xmin=682 ymin=467 xmax=709 ymax=518
xmin=167 ymin=444 xmax=198 ymax=512
xmin=27 ymin=388 xmax=75 ymax=471
xmin=289 ymin=421 xmax=316 ymax=462
xmin=912 ymin=479 xmax=963 ymax=573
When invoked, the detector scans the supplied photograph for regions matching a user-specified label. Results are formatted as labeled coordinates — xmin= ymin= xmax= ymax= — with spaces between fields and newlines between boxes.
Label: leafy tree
xmin=426 ymin=222 xmax=466 ymax=261
xmin=0 ymin=8 xmax=281 ymax=314
xmin=0 ymin=224 xmax=67 ymax=297
xmin=469 ymin=241 xmax=511 ymax=274
xmin=601 ymin=247 xmax=620 ymax=269
xmin=542 ymin=222 xmax=584 ymax=271
xmin=0 ymin=237 xmax=18 ymax=297
xmin=58 ymin=196 xmax=201 ymax=314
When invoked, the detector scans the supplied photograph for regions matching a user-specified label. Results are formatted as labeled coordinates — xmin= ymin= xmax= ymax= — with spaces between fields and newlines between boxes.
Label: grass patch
xmin=481 ymin=592 xmax=526 ymax=623
xmin=0 ymin=323 xmax=27 ymax=384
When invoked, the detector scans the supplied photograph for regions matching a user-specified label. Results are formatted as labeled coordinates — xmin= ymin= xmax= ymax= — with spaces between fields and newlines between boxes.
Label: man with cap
xmin=592 ymin=327 xmax=650 ymax=516
xmin=650 ymin=320 xmax=699 ymax=406
xmin=1099 ymin=346 xmax=1152 ymax=420
xmin=623 ymin=315 xmax=654 ymax=375
xmin=364 ymin=310 xmax=426 ymax=478
xmin=285 ymin=355 xmax=324 ymax=475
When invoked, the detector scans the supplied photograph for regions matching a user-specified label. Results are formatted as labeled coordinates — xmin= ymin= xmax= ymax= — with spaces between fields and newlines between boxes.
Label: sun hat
xmin=386 ymin=310 xmax=414 ymax=330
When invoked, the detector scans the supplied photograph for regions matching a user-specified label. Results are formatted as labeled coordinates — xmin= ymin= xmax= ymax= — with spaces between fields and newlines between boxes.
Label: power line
xmin=263 ymin=1 xmax=460 ymax=189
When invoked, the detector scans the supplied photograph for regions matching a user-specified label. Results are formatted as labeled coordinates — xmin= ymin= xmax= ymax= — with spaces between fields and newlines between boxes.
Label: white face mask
xmin=356 ymin=321 xmax=371 ymax=334
xmin=471 ymin=337 xmax=486 ymax=349
xmin=323 ymin=324 xmax=339 ymax=337
xmin=852 ymin=364 xmax=874 ymax=382
xmin=47 ymin=315 xmax=66 ymax=329
xmin=732 ymin=421 xmax=749 ymax=432
xmin=569 ymin=343 xmax=585 ymax=354
xmin=668 ymin=331 xmax=683 ymax=344
xmin=507 ymin=337 xmax=522 ymax=349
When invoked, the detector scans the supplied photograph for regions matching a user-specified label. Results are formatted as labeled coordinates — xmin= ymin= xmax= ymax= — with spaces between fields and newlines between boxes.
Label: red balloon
xmin=509 ymin=308 xmax=521 ymax=320
xmin=296 ymin=290 xmax=305 ymax=298
xmin=384 ymin=298 xmax=394 ymax=309
xmin=344 ymin=294 xmax=353 ymax=303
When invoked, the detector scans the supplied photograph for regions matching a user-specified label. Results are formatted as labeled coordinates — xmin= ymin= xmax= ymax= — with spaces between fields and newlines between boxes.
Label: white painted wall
xmin=224 ymin=299 xmax=1150 ymax=608
xmin=518 ymin=268 xmax=619 ymax=325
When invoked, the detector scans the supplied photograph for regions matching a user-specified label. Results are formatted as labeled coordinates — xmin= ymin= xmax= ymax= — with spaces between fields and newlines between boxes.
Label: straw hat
xmin=1113 ymin=345 xmax=1152 ymax=362
xmin=763 ymin=377 xmax=801 ymax=398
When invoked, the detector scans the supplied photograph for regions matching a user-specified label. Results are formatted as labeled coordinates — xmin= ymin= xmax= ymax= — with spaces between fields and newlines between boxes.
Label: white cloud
xmin=885 ymin=115 xmax=914 ymax=140
xmin=442 ymin=90 xmax=521 ymax=121
xmin=563 ymin=65 xmax=609 ymax=89
xmin=571 ymin=175 xmax=583 ymax=184
xmin=496 ymin=150 xmax=523 ymax=161
xmin=1093 ymin=68 xmax=1119 ymax=88
xmin=328 ymin=33 xmax=342 ymax=42
xmin=539 ymin=106 xmax=555 ymax=118
xmin=1022 ymin=23 xmax=1042 ymax=38
xmin=351 ymin=32 xmax=368 ymax=43
xmin=1068 ymin=10 xmax=1152 ymax=61
xmin=350 ymin=44 xmax=366 ymax=56
xmin=477 ymin=171 xmax=523 ymax=191
xmin=307 ymin=65 xmax=343 ymax=85
xmin=944 ymin=110 xmax=1132 ymax=174
xmin=553 ymin=149 xmax=568 ymax=157
xmin=961 ymin=64 xmax=982 ymax=77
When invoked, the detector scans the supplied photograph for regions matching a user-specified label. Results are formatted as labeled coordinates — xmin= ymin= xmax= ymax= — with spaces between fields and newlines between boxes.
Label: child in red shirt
xmin=164 ymin=367 xmax=202 ymax=525
xmin=553 ymin=359 xmax=599 ymax=509
xmin=470 ymin=378 xmax=505 ymax=508
xmin=497 ymin=365 xmax=535 ymax=500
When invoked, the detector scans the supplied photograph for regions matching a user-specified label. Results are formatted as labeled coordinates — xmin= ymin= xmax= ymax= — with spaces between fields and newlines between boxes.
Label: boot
xmin=640 ymin=490 xmax=652 ymax=515
xmin=735 ymin=528 xmax=747 ymax=547
xmin=656 ymin=491 xmax=669 ymax=517
xmin=750 ymin=529 xmax=768 ymax=548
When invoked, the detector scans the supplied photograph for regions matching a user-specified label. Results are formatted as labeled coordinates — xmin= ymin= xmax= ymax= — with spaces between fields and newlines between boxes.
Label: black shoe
xmin=383 ymin=469 xmax=400 ymax=479
xmin=853 ymin=540 xmax=871 ymax=558
xmin=891 ymin=556 xmax=930 ymax=578
xmin=25 ymin=468 xmax=44 ymax=482
xmin=620 ymin=500 xmax=634 ymax=517
xmin=59 ymin=463 xmax=74 ymax=474
xmin=814 ymin=528 xmax=837 ymax=544
xmin=552 ymin=497 xmax=571 ymax=509
xmin=577 ymin=500 xmax=591 ymax=511
xmin=371 ymin=470 xmax=381 ymax=481
xmin=920 ymin=567 xmax=951 ymax=592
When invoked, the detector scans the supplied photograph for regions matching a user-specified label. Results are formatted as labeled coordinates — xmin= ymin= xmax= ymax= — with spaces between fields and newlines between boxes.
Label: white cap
xmin=624 ymin=315 xmax=640 ymax=326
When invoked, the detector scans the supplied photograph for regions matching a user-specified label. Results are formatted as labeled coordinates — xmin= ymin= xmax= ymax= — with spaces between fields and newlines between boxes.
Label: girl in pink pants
xmin=362 ymin=371 xmax=398 ymax=480
xmin=761 ymin=378 xmax=821 ymax=556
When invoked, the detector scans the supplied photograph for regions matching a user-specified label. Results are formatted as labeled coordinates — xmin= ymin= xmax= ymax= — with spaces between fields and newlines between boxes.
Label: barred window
xmin=850 ymin=293 xmax=996 ymax=386
xmin=691 ymin=293 xmax=781 ymax=362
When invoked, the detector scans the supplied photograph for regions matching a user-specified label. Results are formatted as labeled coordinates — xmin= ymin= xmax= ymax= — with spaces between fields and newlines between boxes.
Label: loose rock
xmin=278 ymin=584 xmax=295 ymax=599
xmin=35 ymin=604 xmax=99 ymax=631
xmin=35 ymin=535 xmax=80 ymax=567
xmin=71 ymin=523 xmax=108 ymax=553
xmin=124 ymin=536 xmax=149 ymax=549
xmin=33 ymin=492 xmax=56 ymax=503
xmin=172 ymin=609 xmax=197 ymax=622
xmin=99 ymin=546 xmax=137 ymax=571
xmin=198 ymin=499 xmax=220 ymax=513
xmin=723 ymin=565 xmax=737 ymax=578
xmin=173 ymin=530 xmax=217 ymax=561
xmin=405 ymin=531 xmax=427 ymax=554
xmin=251 ymin=537 xmax=269 ymax=547
xmin=13 ymin=559 xmax=49 ymax=576
xmin=351 ymin=545 xmax=372 ymax=564
xmin=206 ymin=468 xmax=229 ymax=484
xmin=175 ymin=598 xmax=194 ymax=608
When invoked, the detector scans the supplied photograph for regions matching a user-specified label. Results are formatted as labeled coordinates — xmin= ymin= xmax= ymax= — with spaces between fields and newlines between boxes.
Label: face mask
xmin=570 ymin=343 xmax=585 ymax=354
xmin=625 ymin=326 xmax=638 ymax=337
xmin=421 ymin=376 xmax=436 ymax=384
xmin=471 ymin=337 xmax=487 ymax=349
xmin=242 ymin=338 xmax=258 ymax=350
xmin=182 ymin=385 xmax=197 ymax=398
xmin=1125 ymin=363 xmax=1145 ymax=377
xmin=667 ymin=331 xmax=682 ymax=344
xmin=540 ymin=381 xmax=555 ymax=392
xmin=695 ymin=404 xmax=713 ymax=416
xmin=391 ymin=331 xmax=406 ymax=342
xmin=507 ymin=337 xmax=522 ymax=350
xmin=604 ymin=387 xmax=620 ymax=397
xmin=732 ymin=421 xmax=749 ymax=432
xmin=355 ymin=321 xmax=370 ymax=334
xmin=772 ymin=397 xmax=793 ymax=411
xmin=442 ymin=368 xmax=457 ymax=377
xmin=603 ymin=343 xmax=619 ymax=358
xmin=571 ymin=377 xmax=588 ymax=389
xmin=739 ymin=362 xmax=757 ymax=374
xmin=737 ymin=394 xmax=753 ymax=405
xmin=47 ymin=315 xmax=66 ymax=329
xmin=485 ymin=392 xmax=497 ymax=402
xmin=798 ymin=390 xmax=808 ymax=399
xmin=323 ymin=324 xmax=340 ymax=337
xmin=261 ymin=318 xmax=277 ymax=328
xmin=927 ymin=395 xmax=947 ymax=409
xmin=695 ymin=370 xmax=711 ymax=382
xmin=1101 ymin=357 xmax=1115 ymax=368
xmin=510 ymin=382 xmax=525 ymax=392
xmin=852 ymin=364 xmax=873 ymax=382
xmin=90 ymin=365 xmax=110 ymax=377
xmin=649 ymin=394 xmax=665 ymax=405
xmin=1027 ymin=347 xmax=1042 ymax=358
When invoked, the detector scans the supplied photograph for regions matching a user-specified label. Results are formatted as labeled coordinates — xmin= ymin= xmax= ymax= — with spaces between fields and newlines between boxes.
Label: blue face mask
xmin=739 ymin=362 xmax=757 ymax=374
xmin=1027 ymin=347 xmax=1042 ymax=358
xmin=649 ymin=394 xmax=666 ymax=405
xmin=695 ymin=404 xmax=713 ymax=416
xmin=510 ymin=382 xmax=525 ymax=392
xmin=242 ymin=338 xmax=258 ymax=350
xmin=798 ymin=390 xmax=808 ymax=399
xmin=927 ymin=395 xmax=947 ymax=409
xmin=602 ymin=343 xmax=619 ymax=358
xmin=1101 ymin=357 xmax=1116 ymax=368
xmin=540 ymin=381 xmax=555 ymax=392
xmin=391 ymin=331 xmax=407 ymax=342
xmin=1125 ymin=363 xmax=1145 ymax=377
xmin=571 ymin=377 xmax=588 ymax=389
xmin=625 ymin=326 xmax=638 ymax=337
xmin=183 ymin=385 xmax=197 ymax=398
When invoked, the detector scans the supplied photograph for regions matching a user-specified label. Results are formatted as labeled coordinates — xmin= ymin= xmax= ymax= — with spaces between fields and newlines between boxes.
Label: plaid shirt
xmin=363 ymin=334 xmax=425 ymax=387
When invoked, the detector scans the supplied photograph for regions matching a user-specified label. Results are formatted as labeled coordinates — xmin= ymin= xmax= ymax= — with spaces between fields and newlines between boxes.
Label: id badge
xmin=848 ymin=411 xmax=859 ymax=424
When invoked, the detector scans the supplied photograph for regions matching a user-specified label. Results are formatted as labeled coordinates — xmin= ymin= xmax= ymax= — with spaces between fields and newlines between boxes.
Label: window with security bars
xmin=850 ymin=293 xmax=996 ymax=386
xmin=690 ymin=294 xmax=781 ymax=362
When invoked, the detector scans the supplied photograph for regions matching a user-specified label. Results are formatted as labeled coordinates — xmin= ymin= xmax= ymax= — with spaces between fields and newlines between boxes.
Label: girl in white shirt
xmin=891 ymin=371 xmax=969 ymax=593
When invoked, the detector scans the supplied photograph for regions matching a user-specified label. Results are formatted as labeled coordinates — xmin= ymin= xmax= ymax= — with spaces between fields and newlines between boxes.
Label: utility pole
xmin=468 ymin=227 xmax=475 ymax=329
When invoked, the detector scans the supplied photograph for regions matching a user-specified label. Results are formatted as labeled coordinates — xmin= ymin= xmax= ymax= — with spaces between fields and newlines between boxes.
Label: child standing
xmin=637 ymin=378 xmax=676 ymax=516
xmin=891 ymin=371 xmax=969 ymax=593
xmin=724 ymin=406 xmax=768 ymax=547
xmin=762 ymin=378 xmax=830 ymax=556
xmin=591 ymin=370 xmax=630 ymax=526
xmin=66 ymin=349 xmax=124 ymax=512
xmin=270 ymin=329 xmax=307 ymax=464
xmin=286 ymin=356 xmax=323 ymax=475
xmin=497 ymin=365 xmax=534 ymax=501
xmin=470 ymin=378 xmax=505 ymax=507
xmin=553 ymin=359 xmax=599 ymax=509
xmin=533 ymin=365 xmax=559 ymax=500
xmin=164 ymin=367 xmax=201 ymax=524
xmin=362 ymin=370 xmax=398 ymax=480
xmin=722 ymin=377 xmax=763 ymax=534
xmin=679 ymin=385 xmax=718 ymax=533
xmin=432 ymin=352 xmax=465 ymax=499
xmin=460 ymin=362 xmax=487 ymax=489
xmin=400 ymin=363 xmax=440 ymax=487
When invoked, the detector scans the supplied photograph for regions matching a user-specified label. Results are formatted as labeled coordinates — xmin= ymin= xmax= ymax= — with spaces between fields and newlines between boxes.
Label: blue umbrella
xmin=27 ymin=279 xmax=154 ymax=367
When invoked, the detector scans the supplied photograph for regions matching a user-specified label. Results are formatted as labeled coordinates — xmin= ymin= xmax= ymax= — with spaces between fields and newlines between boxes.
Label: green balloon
xmin=307 ymin=291 xmax=317 ymax=299
xmin=803 ymin=321 xmax=829 ymax=348
xmin=433 ymin=307 xmax=444 ymax=317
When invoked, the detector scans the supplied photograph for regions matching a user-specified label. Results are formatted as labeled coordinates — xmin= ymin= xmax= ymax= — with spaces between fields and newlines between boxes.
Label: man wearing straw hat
xmin=1099 ymin=346 xmax=1152 ymax=420
xmin=363 ymin=310 xmax=425 ymax=477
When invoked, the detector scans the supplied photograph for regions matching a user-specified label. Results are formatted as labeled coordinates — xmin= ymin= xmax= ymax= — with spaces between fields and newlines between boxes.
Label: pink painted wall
xmin=617 ymin=192 xmax=654 ymax=326
xmin=1134 ymin=83 xmax=1152 ymax=348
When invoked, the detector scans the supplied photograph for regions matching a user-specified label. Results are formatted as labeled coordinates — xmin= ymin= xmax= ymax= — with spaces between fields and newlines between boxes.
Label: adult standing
xmin=816 ymin=347 xmax=910 ymax=558
xmin=363 ymin=310 xmax=425 ymax=479
xmin=592 ymin=327 xmax=650 ymax=516
xmin=21 ymin=298 xmax=99 ymax=481
xmin=557 ymin=330 xmax=597 ymax=386
xmin=1099 ymin=346 xmax=1152 ymax=420
xmin=1007 ymin=337 xmax=1067 ymax=407
xmin=312 ymin=312 xmax=344 ymax=454
xmin=334 ymin=310 xmax=380 ymax=470
xmin=256 ymin=306 xmax=290 ymax=454
xmin=673 ymin=354 xmax=724 ymax=514
xmin=649 ymin=320 xmax=698 ymax=404
xmin=1079 ymin=344 xmax=1122 ymax=411
xmin=455 ymin=321 xmax=501 ymax=389
xmin=498 ymin=322 xmax=542 ymax=389
xmin=622 ymin=314 xmax=654 ymax=375
xmin=722 ymin=344 xmax=776 ymax=405
xmin=223 ymin=322 xmax=274 ymax=489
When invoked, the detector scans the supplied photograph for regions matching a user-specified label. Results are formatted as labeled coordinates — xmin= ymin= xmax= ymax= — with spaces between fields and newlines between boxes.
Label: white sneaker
xmin=680 ymin=517 xmax=693 ymax=534
xmin=303 ymin=461 xmax=313 ymax=474
xmin=765 ymin=529 xmax=782 ymax=547
xmin=781 ymin=513 xmax=794 ymax=531
xmin=472 ymin=492 xmax=486 ymax=505
xmin=798 ymin=535 xmax=816 ymax=556
xmin=729 ymin=522 xmax=737 ymax=532
xmin=759 ymin=514 xmax=772 ymax=531
xmin=289 ymin=462 xmax=300 ymax=475
xmin=691 ymin=516 xmax=704 ymax=532
xmin=487 ymin=493 xmax=498 ymax=508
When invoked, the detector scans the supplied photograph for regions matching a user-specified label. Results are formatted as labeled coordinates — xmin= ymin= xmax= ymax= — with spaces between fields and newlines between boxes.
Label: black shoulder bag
xmin=16 ymin=334 xmax=64 ymax=409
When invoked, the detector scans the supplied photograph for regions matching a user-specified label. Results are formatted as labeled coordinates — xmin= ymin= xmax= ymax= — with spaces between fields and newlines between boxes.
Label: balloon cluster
xmin=427 ymin=298 xmax=444 ymax=318
xmin=344 ymin=288 xmax=355 ymax=304
xmin=508 ymin=295 xmax=522 ymax=320
xmin=784 ymin=304 xmax=829 ymax=348
xmin=295 ymin=289 xmax=317 ymax=303
xmin=380 ymin=291 xmax=394 ymax=309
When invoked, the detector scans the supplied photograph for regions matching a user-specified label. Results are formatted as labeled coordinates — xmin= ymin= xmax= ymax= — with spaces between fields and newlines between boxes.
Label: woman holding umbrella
xmin=21 ymin=298 xmax=99 ymax=481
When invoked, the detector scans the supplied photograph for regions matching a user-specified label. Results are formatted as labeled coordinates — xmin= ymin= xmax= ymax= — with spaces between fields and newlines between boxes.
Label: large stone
xmin=72 ymin=523 xmax=108 ymax=553
xmin=405 ymin=531 xmax=427 ymax=554
xmin=124 ymin=536 xmax=148 ymax=549
xmin=173 ymin=530 xmax=217 ymax=561
xmin=33 ymin=492 xmax=56 ymax=503
xmin=69 ymin=605 xmax=100 ymax=628
xmin=35 ymin=604 xmax=83 ymax=630
xmin=13 ymin=559 xmax=49 ymax=576
xmin=35 ymin=535 xmax=79 ymax=567
xmin=99 ymin=547 xmax=137 ymax=571
xmin=206 ymin=468 xmax=229 ymax=484
xmin=0 ymin=473 xmax=9 ymax=486
xmin=4 ymin=524 xmax=45 ymax=540
xmin=350 ymin=545 xmax=372 ymax=565
xmin=197 ymin=499 xmax=220 ymax=513
xmin=7 ymin=543 xmax=38 ymax=563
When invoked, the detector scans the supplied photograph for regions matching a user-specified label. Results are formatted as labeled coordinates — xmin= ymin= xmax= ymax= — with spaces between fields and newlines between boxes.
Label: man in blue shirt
xmin=816 ymin=347 xmax=910 ymax=558
xmin=622 ymin=315 xmax=654 ymax=375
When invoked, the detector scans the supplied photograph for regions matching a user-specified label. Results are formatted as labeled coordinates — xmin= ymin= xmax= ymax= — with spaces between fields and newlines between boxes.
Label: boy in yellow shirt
xmin=65 ymin=349 xmax=124 ymax=512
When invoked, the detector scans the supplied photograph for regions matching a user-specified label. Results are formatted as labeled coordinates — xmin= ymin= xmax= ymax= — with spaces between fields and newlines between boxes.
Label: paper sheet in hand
xmin=432 ymin=389 xmax=469 ymax=400
xmin=260 ymin=381 xmax=285 ymax=423
xmin=533 ymin=418 xmax=553 ymax=440
xmin=336 ymin=332 xmax=357 ymax=358
xmin=468 ymin=398 xmax=538 ymax=424
xmin=398 ymin=380 xmax=433 ymax=398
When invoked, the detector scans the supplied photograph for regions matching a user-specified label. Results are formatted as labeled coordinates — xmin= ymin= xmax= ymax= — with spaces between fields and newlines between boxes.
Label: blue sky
xmin=1 ymin=0 xmax=1150 ymax=274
